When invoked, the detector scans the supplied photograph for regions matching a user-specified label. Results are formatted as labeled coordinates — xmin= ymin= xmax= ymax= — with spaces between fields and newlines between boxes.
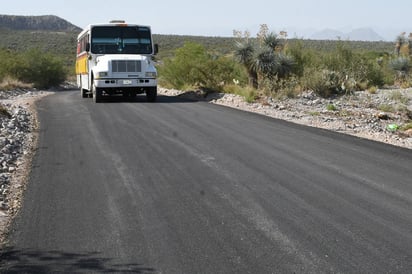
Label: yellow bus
xmin=75 ymin=21 xmax=158 ymax=102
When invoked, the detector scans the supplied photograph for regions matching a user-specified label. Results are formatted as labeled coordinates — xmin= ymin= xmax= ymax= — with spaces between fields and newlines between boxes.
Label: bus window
xmin=91 ymin=26 xmax=152 ymax=54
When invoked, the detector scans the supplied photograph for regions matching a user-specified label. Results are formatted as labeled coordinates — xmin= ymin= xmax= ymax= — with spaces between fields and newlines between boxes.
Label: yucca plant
xmin=275 ymin=53 xmax=296 ymax=78
xmin=264 ymin=32 xmax=282 ymax=51
xmin=395 ymin=34 xmax=407 ymax=56
xmin=234 ymin=41 xmax=258 ymax=89
xmin=253 ymin=47 xmax=277 ymax=79
xmin=234 ymin=31 xmax=294 ymax=89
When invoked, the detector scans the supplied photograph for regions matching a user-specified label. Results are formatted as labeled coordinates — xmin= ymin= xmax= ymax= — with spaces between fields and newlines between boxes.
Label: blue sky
xmin=2 ymin=0 xmax=412 ymax=40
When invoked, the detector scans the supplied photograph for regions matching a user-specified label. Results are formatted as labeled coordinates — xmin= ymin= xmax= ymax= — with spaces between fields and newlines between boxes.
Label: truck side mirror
xmin=154 ymin=44 xmax=159 ymax=55
xmin=86 ymin=42 xmax=90 ymax=52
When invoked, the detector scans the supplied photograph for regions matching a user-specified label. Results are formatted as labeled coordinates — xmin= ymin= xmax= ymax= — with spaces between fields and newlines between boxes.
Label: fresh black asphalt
xmin=1 ymin=90 xmax=412 ymax=273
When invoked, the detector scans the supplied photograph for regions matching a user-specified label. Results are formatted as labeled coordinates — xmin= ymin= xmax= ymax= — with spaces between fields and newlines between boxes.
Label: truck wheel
xmin=81 ymin=88 xmax=88 ymax=98
xmin=92 ymin=84 xmax=102 ymax=103
xmin=146 ymin=87 xmax=157 ymax=102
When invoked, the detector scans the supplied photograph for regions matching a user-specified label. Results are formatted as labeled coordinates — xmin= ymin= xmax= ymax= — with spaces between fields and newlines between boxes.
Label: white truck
xmin=75 ymin=21 xmax=158 ymax=102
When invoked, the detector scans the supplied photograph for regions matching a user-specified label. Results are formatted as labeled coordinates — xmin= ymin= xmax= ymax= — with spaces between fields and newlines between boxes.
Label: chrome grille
xmin=112 ymin=60 xmax=141 ymax=73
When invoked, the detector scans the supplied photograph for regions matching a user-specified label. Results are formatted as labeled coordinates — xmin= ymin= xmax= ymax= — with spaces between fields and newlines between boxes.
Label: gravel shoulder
xmin=159 ymin=87 xmax=412 ymax=149
xmin=0 ymin=89 xmax=53 ymax=244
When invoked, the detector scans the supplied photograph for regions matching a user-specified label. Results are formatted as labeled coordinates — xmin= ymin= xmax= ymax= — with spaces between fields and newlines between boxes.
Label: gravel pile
xmin=0 ymin=90 xmax=50 ymax=239
xmin=0 ymin=103 xmax=34 ymax=210
xmin=159 ymin=87 xmax=412 ymax=149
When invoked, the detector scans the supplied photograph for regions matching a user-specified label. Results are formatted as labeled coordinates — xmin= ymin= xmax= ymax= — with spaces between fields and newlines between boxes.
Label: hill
xmin=153 ymin=34 xmax=394 ymax=60
xmin=347 ymin=28 xmax=385 ymax=41
xmin=0 ymin=14 xmax=81 ymax=32
xmin=0 ymin=14 xmax=395 ymax=73
xmin=311 ymin=27 xmax=385 ymax=41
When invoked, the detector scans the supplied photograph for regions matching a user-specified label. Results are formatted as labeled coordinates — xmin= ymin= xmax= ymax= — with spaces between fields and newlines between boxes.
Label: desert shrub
xmin=260 ymin=75 xmax=300 ymax=98
xmin=0 ymin=48 xmax=66 ymax=89
xmin=367 ymin=86 xmax=378 ymax=94
xmin=159 ymin=42 xmax=243 ymax=91
xmin=285 ymin=41 xmax=318 ymax=77
xmin=0 ymin=49 xmax=18 ymax=80
xmin=19 ymin=49 xmax=66 ymax=88
xmin=196 ymin=56 xmax=245 ymax=91
xmin=222 ymin=84 xmax=258 ymax=103
xmin=400 ymin=122 xmax=412 ymax=131
xmin=389 ymin=57 xmax=411 ymax=83
xmin=158 ymin=42 xmax=209 ymax=89
xmin=294 ymin=42 xmax=388 ymax=95
xmin=302 ymin=68 xmax=343 ymax=97
xmin=326 ymin=104 xmax=338 ymax=111
xmin=322 ymin=45 xmax=377 ymax=90
xmin=365 ymin=60 xmax=386 ymax=87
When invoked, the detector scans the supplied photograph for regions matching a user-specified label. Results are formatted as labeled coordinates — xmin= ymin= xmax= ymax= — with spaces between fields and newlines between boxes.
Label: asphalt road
xmin=1 ymin=90 xmax=412 ymax=273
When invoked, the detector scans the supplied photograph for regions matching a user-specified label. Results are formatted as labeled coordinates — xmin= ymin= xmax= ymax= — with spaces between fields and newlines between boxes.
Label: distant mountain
xmin=0 ymin=14 xmax=81 ymax=32
xmin=346 ymin=28 xmax=385 ymax=41
xmin=311 ymin=27 xmax=385 ymax=41
xmin=311 ymin=29 xmax=345 ymax=40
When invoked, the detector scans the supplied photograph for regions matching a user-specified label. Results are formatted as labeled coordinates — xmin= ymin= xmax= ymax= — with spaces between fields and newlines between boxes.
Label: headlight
xmin=97 ymin=72 xmax=108 ymax=78
xmin=145 ymin=72 xmax=157 ymax=78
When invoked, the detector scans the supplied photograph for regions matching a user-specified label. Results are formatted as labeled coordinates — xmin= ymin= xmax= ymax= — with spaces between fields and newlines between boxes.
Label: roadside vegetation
xmin=0 ymin=48 xmax=67 ymax=89
xmin=158 ymin=25 xmax=412 ymax=101
xmin=0 ymin=27 xmax=75 ymax=90
xmin=0 ymin=22 xmax=411 ymax=97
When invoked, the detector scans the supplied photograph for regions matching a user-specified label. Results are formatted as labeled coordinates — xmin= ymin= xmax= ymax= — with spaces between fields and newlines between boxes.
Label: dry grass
xmin=0 ymin=76 xmax=32 ymax=91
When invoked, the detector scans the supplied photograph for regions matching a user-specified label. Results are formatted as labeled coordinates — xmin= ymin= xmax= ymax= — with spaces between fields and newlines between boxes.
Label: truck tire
xmin=80 ymin=78 xmax=88 ymax=98
xmin=146 ymin=87 xmax=157 ymax=102
xmin=92 ymin=83 xmax=102 ymax=103
xmin=81 ymin=88 xmax=88 ymax=98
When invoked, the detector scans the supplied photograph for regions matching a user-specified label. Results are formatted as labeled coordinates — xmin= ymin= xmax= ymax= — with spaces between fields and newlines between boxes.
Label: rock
xmin=377 ymin=112 xmax=389 ymax=120
xmin=404 ymin=129 xmax=412 ymax=137
xmin=312 ymin=99 xmax=321 ymax=105
xmin=0 ymin=96 xmax=37 ymax=225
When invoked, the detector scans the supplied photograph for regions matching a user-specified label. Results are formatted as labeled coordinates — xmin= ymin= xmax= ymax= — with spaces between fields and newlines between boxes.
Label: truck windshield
xmin=91 ymin=26 xmax=152 ymax=54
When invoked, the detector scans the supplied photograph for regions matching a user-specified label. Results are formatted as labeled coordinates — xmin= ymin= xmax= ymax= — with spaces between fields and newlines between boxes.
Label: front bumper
xmin=94 ymin=78 xmax=157 ymax=88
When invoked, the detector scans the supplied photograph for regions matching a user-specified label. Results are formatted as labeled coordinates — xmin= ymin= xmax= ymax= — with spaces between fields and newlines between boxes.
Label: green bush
xmin=0 ymin=49 xmax=16 ymax=80
xmin=286 ymin=41 xmax=318 ymax=77
xmin=19 ymin=49 xmax=66 ymax=88
xmin=302 ymin=68 xmax=342 ymax=97
xmin=295 ymin=42 xmax=390 ymax=96
xmin=222 ymin=84 xmax=257 ymax=103
xmin=158 ymin=42 xmax=208 ymax=89
xmin=158 ymin=42 xmax=244 ymax=91
xmin=389 ymin=57 xmax=411 ymax=82
xmin=0 ymin=48 xmax=66 ymax=89
xmin=326 ymin=104 xmax=338 ymax=111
